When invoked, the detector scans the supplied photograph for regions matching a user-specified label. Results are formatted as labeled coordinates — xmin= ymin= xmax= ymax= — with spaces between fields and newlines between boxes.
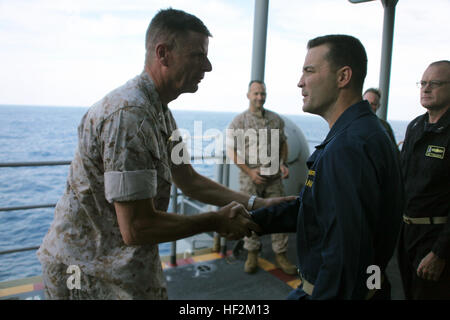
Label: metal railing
xmin=0 ymin=160 xmax=71 ymax=168
xmin=0 ymin=160 xmax=72 ymax=256
xmin=0 ymin=139 xmax=323 ymax=259
xmin=0 ymin=136 xmax=401 ymax=261
xmin=0 ymin=157 xmax=225 ymax=262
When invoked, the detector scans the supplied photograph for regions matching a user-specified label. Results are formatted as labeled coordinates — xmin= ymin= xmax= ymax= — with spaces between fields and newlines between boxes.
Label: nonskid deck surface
xmin=165 ymin=251 xmax=298 ymax=300
xmin=0 ymin=234 xmax=405 ymax=300
xmin=0 ymin=236 xmax=299 ymax=300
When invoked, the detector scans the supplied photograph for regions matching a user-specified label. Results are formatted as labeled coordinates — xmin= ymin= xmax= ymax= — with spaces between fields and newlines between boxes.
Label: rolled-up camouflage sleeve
xmin=104 ymin=170 xmax=157 ymax=203
xmin=101 ymin=107 xmax=158 ymax=203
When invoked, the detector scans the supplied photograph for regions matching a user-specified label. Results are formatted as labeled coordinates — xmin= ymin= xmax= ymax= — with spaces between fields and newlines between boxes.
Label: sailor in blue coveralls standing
xmin=250 ymin=35 xmax=404 ymax=300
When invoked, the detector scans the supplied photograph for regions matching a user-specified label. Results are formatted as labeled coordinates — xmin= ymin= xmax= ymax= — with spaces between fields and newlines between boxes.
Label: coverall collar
xmin=316 ymin=100 xmax=372 ymax=149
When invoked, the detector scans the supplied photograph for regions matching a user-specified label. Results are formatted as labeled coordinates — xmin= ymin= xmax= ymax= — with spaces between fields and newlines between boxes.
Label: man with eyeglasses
xmin=397 ymin=60 xmax=450 ymax=300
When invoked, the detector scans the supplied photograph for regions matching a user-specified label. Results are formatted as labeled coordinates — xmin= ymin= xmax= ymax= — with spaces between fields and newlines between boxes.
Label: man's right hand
xmin=215 ymin=201 xmax=262 ymax=240
xmin=248 ymin=168 xmax=267 ymax=185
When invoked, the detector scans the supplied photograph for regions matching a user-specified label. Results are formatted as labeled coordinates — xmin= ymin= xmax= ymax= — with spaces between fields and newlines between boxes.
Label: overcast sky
xmin=1 ymin=0 xmax=449 ymax=121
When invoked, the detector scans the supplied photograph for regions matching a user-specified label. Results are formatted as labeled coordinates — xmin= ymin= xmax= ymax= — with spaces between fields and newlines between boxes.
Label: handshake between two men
xmin=214 ymin=196 xmax=297 ymax=240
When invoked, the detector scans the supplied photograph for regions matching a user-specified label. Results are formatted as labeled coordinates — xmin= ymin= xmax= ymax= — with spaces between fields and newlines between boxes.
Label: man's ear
xmin=337 ymin=66 xmax=352 ymax=88
xmin=155 ymin=43 xmax=170 ymax=67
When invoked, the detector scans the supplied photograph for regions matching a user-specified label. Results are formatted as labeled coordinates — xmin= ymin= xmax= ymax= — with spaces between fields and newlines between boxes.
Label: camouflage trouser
xmin=240 ymin=173 xmax=289 ymax=254
xmin=41 ymin=260 xmax=168 ymax=300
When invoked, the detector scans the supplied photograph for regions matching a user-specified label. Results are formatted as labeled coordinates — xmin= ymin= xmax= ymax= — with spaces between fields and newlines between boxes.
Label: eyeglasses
xmin=416 ymin=80 xmax=450 ymax=89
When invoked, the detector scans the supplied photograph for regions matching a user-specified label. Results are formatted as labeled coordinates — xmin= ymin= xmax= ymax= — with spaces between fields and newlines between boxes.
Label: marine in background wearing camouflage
xmin=227 ymin=81 xmax=297 ymax=276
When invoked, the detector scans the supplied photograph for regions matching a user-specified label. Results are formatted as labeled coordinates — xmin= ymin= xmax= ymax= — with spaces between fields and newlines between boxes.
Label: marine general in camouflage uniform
xmin=37 ymin=9 xmax=295 ymax=300
xmin=227 ymin=81 xmax=297 ymax=275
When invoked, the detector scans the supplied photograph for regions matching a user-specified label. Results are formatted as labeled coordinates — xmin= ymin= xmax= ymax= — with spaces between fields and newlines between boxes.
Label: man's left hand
xmin=417 ymin=251 xmax=446 ymax=281
xmin=280 ymin=164 xmax=289 ymax=179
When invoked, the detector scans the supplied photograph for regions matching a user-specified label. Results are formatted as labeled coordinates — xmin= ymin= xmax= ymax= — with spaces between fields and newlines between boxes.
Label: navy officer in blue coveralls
xmin=249 ymin=34 xmax=404 ymax=300
xmin=397 ymin=60 xmax=450 ymax=300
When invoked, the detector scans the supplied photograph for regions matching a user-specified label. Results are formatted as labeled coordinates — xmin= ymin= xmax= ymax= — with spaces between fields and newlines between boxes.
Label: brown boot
xmin=212 ymin=234 xmax=220 ymax=252
xmin=244 ymin=250 xmax=259 ymax=274
xmin=275 ymin=252 xmax=297 ymax=275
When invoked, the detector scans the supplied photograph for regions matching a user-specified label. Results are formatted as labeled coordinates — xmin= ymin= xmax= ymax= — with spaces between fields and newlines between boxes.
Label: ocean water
xmin=0 ymin=104 xmax=408 ymax=282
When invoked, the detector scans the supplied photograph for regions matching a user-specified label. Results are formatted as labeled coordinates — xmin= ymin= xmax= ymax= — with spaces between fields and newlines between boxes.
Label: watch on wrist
xmin=247 ymin=195 xmax=257 ymax=211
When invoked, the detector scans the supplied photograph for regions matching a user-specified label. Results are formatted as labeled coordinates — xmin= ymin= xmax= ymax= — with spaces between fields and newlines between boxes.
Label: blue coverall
xmin=251 ymin=101 xmax=404 ymax=300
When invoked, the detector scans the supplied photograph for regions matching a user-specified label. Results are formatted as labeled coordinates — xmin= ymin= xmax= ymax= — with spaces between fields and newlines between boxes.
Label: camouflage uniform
xmin=37 ymin=71 xmax=179 ymax=299
xmin=228 ymin=109 xmax=288 ymax=253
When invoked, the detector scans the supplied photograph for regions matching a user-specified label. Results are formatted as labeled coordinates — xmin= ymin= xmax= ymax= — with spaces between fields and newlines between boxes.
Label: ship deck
xmin=0 ymin=234 xmax=405 ymax=300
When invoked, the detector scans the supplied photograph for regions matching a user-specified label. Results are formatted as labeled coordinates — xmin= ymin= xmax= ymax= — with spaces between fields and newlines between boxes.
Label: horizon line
xmin=0 ymin=103 xmax=414 ymax=122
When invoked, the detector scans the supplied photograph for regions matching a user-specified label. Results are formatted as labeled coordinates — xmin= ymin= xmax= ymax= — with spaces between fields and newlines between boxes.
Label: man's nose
xmin=204 ymin=57 xmax=212 ymax=72
xmin=297 ymin=75 xmax=305 ymax=88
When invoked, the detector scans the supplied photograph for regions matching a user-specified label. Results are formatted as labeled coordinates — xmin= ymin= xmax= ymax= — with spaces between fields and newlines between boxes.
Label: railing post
xmin=220 ymin=237 xmax=227 ymax=257
xmin=223 ymin=163 xmax=230 ymax=188
xmin=212 ymin=163 xmax=225 ymax=252
xmin=169 ymin=185 xmax=178 ymax=267
xmin=251 ymin=0 xmax=269 ymax=82
xmin=377 ymin=0 xmax=398 ymax=121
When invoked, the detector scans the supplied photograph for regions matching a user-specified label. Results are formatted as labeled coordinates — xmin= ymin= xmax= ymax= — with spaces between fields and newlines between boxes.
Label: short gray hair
xmin=145 ymin=8 xmax=212 ymax=62
xmin=248 ymin=80 xmax=265 ymax=91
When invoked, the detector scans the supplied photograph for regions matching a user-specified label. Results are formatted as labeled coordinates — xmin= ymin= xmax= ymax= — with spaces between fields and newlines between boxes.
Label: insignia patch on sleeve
xmin=305 ymin=170 xmax=315 ymax=187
